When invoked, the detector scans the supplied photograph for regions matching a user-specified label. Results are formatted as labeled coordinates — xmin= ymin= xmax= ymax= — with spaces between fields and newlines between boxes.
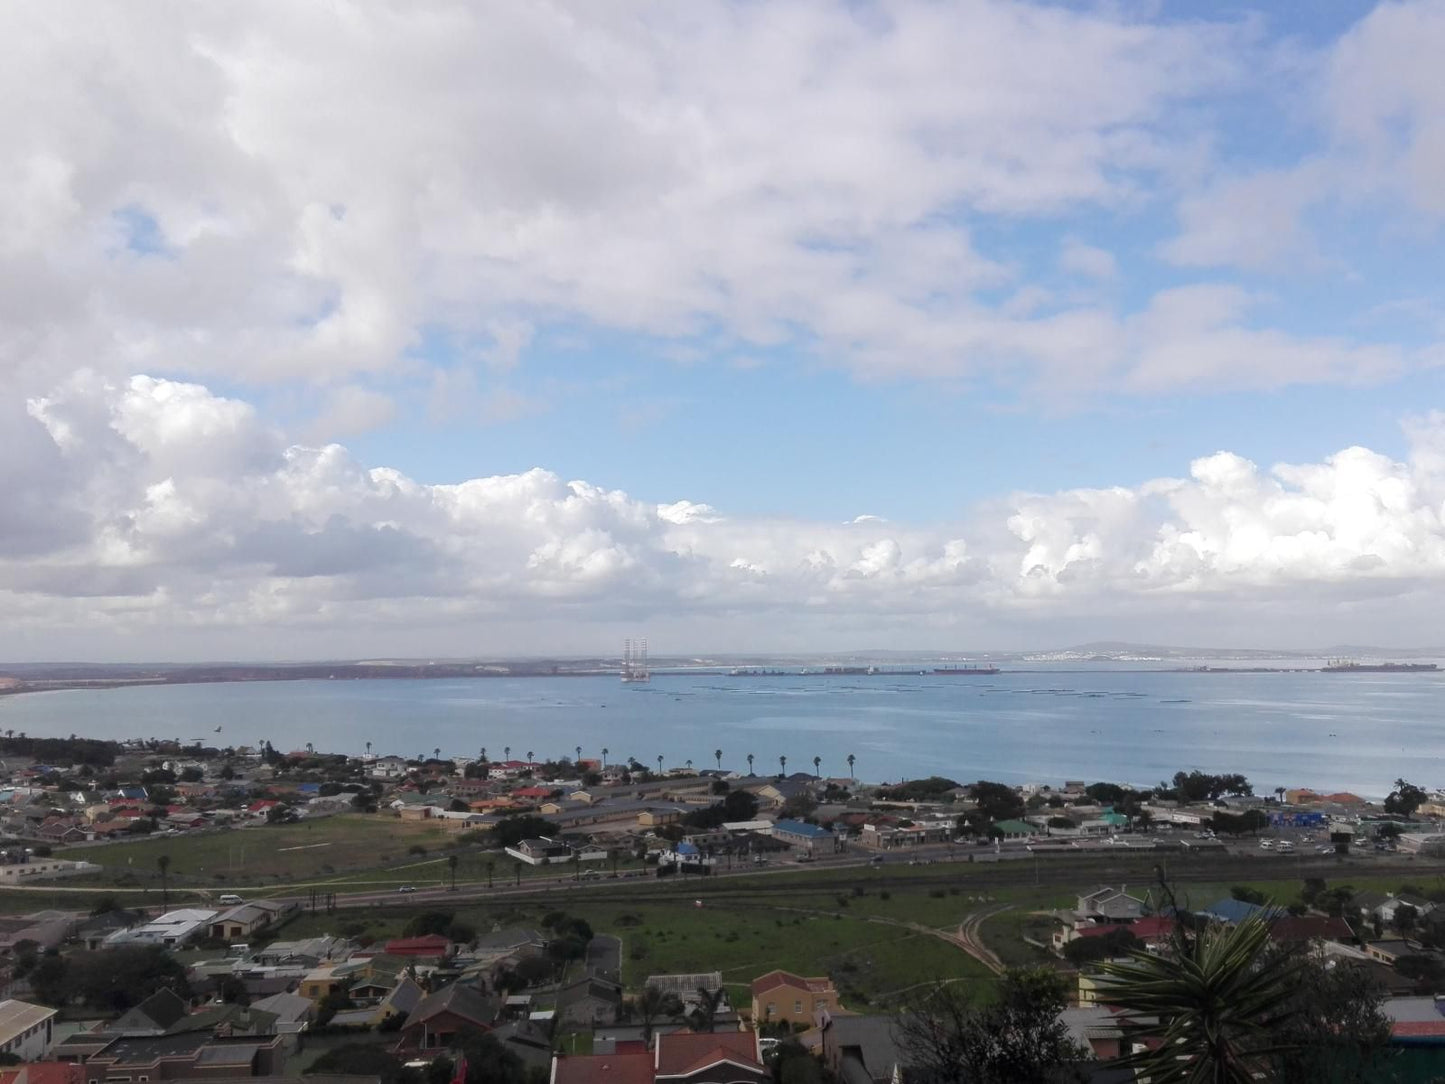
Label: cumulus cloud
xmin=4 ymin=373 xmax=1445 ymax=656
xmin=1 ymin=0 xmax=1416 ymax=401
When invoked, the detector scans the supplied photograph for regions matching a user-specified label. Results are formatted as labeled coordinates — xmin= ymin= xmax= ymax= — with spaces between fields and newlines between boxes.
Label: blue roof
xmin=676 ymin=841 xmax=701 ymax=855
xmin=119 ymin=786 xmax=148 ymax=800
xmin=295 ymin=783 xmax=321 ymax=793
xmin=774 ymin=819 xmax=832 ymax=839
xmin=1196 ymin=898 xmax=1270 ymax=924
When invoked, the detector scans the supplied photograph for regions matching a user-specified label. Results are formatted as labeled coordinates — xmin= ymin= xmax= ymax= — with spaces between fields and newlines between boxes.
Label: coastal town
xmin=0 ymin=736 xmax=1440 ymax=1079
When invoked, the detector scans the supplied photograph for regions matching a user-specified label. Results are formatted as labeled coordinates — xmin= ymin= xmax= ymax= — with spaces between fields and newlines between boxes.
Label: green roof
xmin=992 ymin=820 xmax=1035 ymax=835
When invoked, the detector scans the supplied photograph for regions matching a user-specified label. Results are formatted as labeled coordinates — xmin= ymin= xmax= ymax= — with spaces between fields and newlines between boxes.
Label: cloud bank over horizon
xmin=2 ymin=372 xmax=1443 ymax=660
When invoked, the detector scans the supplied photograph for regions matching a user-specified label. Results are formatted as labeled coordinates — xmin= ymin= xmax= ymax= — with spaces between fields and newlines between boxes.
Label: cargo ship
xmin=1321 ymin=659 xmax=1439 ymax=673
xmin=933 ymin=666 xmax=1001 ymax=675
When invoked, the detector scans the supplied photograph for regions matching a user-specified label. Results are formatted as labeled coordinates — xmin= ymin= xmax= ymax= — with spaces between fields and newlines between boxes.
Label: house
xmin=506 ymin=838 xmax=574 ymax=866
xmin=554 ymin=977 xmax=623 ymax=1029
xmin=400 ymin=983 xmax=498 ymax=1049
xmin=1058 ymin=1005 xmax=1125 ymax=1061
xmin=644 ymin=973 xmax=726 ymax=1017
xmin=246 ymin=992 xmax=314 ymax=1035
xmin=819 ymin=1013 xmax=908 ymax=1084
xmin=208 ymin=900 xmax=291 ymax=941
xmin=990 ymin=819 xmax=1035 ymax=839
xmin=654 ymin=1029 xmax=767 ymax=1084
xmin=298 ymin=966 xmax=348 ymax=1004
xmin=551 ymin=1050 xmax=654 ymax=1084
xmin=370 ymin=756 xmax=411 ymax=779
xmin=103 ymin=909 xmax=217 ymax=948
xmin=472 ymin=928 xmax=549 ymax=965
xmin=771 ymin=819 xmax=834 ymax=854
xmin=490 ymin=1020 xmax=554 ymax=1073
xmin=0 ymin=1001 xmax=56 ymax=1062
xmin=66 ymin=1032 xmax=286 ymax=1080
xmin=1194 ymin=899 xmax=1270 ymax=925
xmin=1075 ymin=886 xmax=1146 ymax=923
xmin=384 ymin=934 xmax=454 ymax=959
xmin=750 ymin=971 xmax=840 ymax=1027
xmin=103 ymin=990 xmax=188 ymax=1036
xmin=638 ymin=809 xmax=682 ymax=828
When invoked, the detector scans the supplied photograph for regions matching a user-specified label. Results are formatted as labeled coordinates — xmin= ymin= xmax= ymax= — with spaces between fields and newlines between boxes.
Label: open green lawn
xmin=72 ymin=814 xmax=458 ymax=887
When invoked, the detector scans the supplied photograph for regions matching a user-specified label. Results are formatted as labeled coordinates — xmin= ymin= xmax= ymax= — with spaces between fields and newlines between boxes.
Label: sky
xmin=3 ymin=0 xmax=1445 ymax=661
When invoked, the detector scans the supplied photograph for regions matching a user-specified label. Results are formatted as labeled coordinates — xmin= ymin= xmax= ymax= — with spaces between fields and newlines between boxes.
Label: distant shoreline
xmin=1 ymin=660 xmax=1438 ymax=701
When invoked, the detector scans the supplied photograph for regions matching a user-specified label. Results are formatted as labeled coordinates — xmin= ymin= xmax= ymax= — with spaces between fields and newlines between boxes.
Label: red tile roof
xmin=552 ymin=1052 xmax=654 ymax=1084
xmin=749 ymin=970 xmax=832 ymax=997
xmin=13 ymin=1065 xmax=85 ymax=1084
xmin=1267 ymin=915 xmax=1353 ymax=943
xmin=1392 ymin=1021 xmax=1445 ymax=1038
xmin=654 ymin=1030 xmax=761 ymax=1077
xmin=385 ymin=934 xmax=453 ymax=956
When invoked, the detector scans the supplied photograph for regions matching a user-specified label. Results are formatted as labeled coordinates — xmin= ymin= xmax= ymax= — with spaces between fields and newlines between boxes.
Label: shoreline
xmin=0 ymin=661 xmax=1437 ymax=701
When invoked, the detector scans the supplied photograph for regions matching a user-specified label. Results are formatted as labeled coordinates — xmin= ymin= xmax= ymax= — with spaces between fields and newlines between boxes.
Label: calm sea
xmin=1 ymin=665 xmax=1441 ymax=798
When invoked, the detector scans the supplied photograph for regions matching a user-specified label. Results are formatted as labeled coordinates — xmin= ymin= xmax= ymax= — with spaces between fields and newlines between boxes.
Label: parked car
xmin=397 ymin=884 xmax=417 ymax=893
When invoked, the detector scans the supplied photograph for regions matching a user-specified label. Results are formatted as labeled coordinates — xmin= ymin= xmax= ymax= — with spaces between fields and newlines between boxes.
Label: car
xmin=1259 ymin=839 xmax=1274 ymax=849
xmin=795 ymin=854 xmax=815 ymax=863
xmin=397 ymin=885 xmax=417 ymax=893
xmin=869 ymin=855 xmax=885 ymax=865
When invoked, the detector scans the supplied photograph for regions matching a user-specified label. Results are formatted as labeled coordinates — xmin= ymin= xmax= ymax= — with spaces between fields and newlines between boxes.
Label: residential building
xmin=506 ymin=838 xmax=574 ymax=865
xmin=654 ymin=1029 xmax=767 ymax=1084
xmin=818 ymin=1013 xmax=907 ymax=1084
xmin=0 ymin=1002 xmax=55 ymax=1062
xmin=750 ymin=971 xmax=839 ymax=1027
xmin=771 ymin=819 xmax=834 ymax=854
xmin=103 ymin=908 xmax=217 ymax=948
xmin=554 ymin=977 xmax=623 ymax=1029
xmin=400 ymin=984 xmax=498 ymax=1050
xmin=551 ymin=1050 xmax=654 ymax=1084
xmin=1075 ymin=886 xmax=1145 ymax=923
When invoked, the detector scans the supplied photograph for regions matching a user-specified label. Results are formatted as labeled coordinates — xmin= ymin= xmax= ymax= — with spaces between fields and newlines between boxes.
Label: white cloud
xmin=5 ymin=373 xmax=1445 ymax=656
xmin=1058 ymin=237 xmax=1118 ymax=280
xmin=0 ymin=0 xmax=1313 ymax=401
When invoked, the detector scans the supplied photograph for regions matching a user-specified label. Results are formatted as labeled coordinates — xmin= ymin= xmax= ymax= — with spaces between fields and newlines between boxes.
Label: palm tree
xmin=601 ymin=747 xmax=609 ymax=769
xmin=448 ymin=853 xmax=458 ymax=892
xmin=635 ymin=985 xmax=684 ymax=1044
xmin=746 ymin=753 xmax=754 ymax=776
xmin=847 ymin=753 xmax=856 ymax=780
xmin=526 ymin=750 xmax=534 ymax=766
xmin=778 ymin=754 xmax=787 ymax=776
xmin=690 ymin=986 xmax=726 ymax=1033
xmin=657 ymin=754 xmax=664 ymax=776
xmin=576 ymin=745 xmax=583 ymax=764
xmin=1099 ymin=912 xmax=1301 ymax=1082
xmin=685 ymin=759 xmax=693 ymax=773
xmin=365 ymin=741 xmax=372 ymax=756
xmin=714 ymin=749 xmax=723 ymax=771
xmin=504 ymin=745 xmax=511 ymax=762
xmin=434 ymin=747 xmax=441 ymax=761
xmin=813 ymin=755 xmax=822 ymax=778
xmin=157 ymin=855 xmax=171 ymax=911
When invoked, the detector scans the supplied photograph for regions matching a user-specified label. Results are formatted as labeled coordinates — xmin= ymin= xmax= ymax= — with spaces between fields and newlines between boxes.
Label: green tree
xmin=1269 ymin=959 xmax=1392 ymax=1084
xmin=1385 ymin=778 xmax=1426 ymax=818
xmin=634 ymin=984 xmax=684 ymax=1044
xmin=898 ymin=967 xmax=1085 ymax=1083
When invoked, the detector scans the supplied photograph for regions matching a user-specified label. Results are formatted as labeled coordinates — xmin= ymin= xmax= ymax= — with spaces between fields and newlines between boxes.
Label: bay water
xmin=1 ymin=665 xmax=1441 ymax=799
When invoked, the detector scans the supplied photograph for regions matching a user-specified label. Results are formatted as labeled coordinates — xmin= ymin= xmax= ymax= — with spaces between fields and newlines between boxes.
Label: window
xmin=793 ymin=1000 xmax=803 ymax=1014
